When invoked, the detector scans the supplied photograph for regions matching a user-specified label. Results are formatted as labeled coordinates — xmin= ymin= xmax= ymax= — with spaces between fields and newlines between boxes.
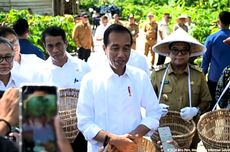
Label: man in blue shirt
xmin=201 ymin=11 xmax=230 ymax=111
xmin=13 ymin=18 xmax=45 ymax=60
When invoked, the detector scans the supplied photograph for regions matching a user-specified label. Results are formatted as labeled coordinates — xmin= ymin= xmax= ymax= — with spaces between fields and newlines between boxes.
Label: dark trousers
xmin=157 ymin=55 xmax=166 ymax=65
xmin=78 ymin=47 xmax=91 ymax=62
xmin=207 ymin=80 xmax=218 ymax=111
xmin=71 ymin=132 xmax=87 ymax=152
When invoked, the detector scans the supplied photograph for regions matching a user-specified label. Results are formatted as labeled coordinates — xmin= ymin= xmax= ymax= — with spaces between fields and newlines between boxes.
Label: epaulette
xmin=154 ymin=63 xmax=168 ymax=72
xmin=190 ymin=64 xmax=203 ymax=73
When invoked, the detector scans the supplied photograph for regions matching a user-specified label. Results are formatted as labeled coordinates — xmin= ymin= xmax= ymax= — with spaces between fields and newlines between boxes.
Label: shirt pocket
xmin=161 ymin=84 xmax=173 ymax=102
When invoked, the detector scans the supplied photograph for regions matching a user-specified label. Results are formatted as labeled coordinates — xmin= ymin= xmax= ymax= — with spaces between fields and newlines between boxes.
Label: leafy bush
xmin=0 ymin=9 xmax=75 ymax=58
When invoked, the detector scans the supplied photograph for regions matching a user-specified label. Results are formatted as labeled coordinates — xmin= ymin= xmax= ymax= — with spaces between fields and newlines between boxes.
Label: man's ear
xmin=102 ymin=44 xmax=106 ymax=51
xmin=64 ymin=41 xmax=68 ymax=50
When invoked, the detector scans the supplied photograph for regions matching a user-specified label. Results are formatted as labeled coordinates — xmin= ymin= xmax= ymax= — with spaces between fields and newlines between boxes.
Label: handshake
xmin=160 ymin=103 xmax=199 ymax=121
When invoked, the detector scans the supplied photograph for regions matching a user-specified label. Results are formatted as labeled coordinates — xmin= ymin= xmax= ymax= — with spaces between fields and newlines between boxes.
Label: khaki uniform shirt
xmin=72 ymin=22 xmax=94 ymax=49
xmin=151 ymin=63 xmax=212 ymax=112
xmin=126 ymin=23 xmax=139 ymax=41
xmin=110 ymin=19 xmax=123 ymax=26
xmin=144 ymin=21 xmax=158 ymax=43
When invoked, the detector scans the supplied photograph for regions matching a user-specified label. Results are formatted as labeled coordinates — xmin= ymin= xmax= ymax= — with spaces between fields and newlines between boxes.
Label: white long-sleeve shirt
xmin=77 ymin=63 xmax=161 ymax=152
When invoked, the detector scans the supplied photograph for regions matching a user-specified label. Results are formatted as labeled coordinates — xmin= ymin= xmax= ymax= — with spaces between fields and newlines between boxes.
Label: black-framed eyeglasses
xmin=0 ymin=55 xmax=14 ymax=63
xmin=171 ymin=48 xmax=190 ymax=55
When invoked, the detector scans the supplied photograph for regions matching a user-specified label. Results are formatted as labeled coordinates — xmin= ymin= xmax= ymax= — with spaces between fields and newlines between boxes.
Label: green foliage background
xmin=0 ymin=9 xmax=75 ymax=58
xmin=81 ymin=0 xmax=230 ymax=66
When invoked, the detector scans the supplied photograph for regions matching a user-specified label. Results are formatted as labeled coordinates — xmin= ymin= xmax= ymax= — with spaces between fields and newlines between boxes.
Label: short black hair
xmin=13 ymin=18 xmax=29 ymax=36
xmin=41 ymin=26 xmax=66 ymax=44
xmin=103 ymin=24 xmax=133 ymax=47
xmin=169 ymin=41 xmax=191 ymax=50
xmin=219 ymin=11 xmax=230 ymax=25
xmin=0 ymin=27 xmax=17 ymax=37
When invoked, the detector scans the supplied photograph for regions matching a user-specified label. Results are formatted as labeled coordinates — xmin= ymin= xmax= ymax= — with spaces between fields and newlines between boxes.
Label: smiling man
xmin=77 ymin=24 xmax=161 ymax=152
xmin=151 ymin=28 xmax=212 ymax=149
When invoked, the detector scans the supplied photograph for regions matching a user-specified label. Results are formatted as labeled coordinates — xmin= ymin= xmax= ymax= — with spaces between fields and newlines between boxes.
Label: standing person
xmin=126 ymin=14 xmax=139 ymax=50
xmin=40 ymin=26 xmax=90 ymax=152
xmin=92 ymin=11 xmax=100 ymax=30
xmin=94 ymin=15 xmax=110 ymax=52
xmin=201 ymin=11 xmax=230 ymax=111
xmin=73 ymin=14 xmax=81 ymax=25
xmin=77 ymin=24 xmax=161 ymax=152
xmin=151 ymin=28 xmax=212 ymax=149
xmin=0 ymin=37 xmax=28 ymax=91
xmin=110 ymin=14 xmax=123 ymax=26
xmin=72 ymin=13 xmax=94 ymax=62
xmin=13 ymin=18 xmax=45 ymax=60
xmin=0 ymin=27 xmax=45 ymax=83
xmin=173 ymin=15 xmax=188 ymax=32
xmin=157 ymin=13 xmax=171 ymax=65
xmin=95 ymin=15 xmax=110 ymax=41
xmin=144 ymin=12 xmax=158 ymax=69
xmin=186 ymin=16 xmax=195 ymax=33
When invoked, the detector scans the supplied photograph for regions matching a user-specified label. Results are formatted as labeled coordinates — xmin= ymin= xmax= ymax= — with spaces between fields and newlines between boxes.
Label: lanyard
xmin=158 ymin=64 xmax=192 ymax=107
xmin=212 ymin=80 xmax=230 ymax=111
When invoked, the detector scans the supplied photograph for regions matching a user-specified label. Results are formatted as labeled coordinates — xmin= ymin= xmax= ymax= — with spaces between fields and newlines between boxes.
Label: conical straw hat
xmin=152 ymin=28 xmax=206 ymax=57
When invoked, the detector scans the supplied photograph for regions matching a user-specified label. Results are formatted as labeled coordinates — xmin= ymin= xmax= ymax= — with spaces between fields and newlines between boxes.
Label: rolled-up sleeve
xmin=140 ymin=75 xmax=161 ymax=131
xmin=76 ymin=74 xmax=101 ymax=142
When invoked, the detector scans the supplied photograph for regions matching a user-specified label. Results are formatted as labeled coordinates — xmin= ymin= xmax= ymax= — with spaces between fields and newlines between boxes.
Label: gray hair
xmin=0 ymin=37 xmax=14 ymax=51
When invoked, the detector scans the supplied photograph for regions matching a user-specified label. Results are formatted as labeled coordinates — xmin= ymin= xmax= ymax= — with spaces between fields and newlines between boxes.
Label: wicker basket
xmin=104 ymin=137 xmax=156 ymax=152
xmin=58 ymin=88 xmax=79 ymax=143
xmin=197 ymin=109 xmax=230 ymax=151
xmin=151 ymin=111 xmax=196 ymax=150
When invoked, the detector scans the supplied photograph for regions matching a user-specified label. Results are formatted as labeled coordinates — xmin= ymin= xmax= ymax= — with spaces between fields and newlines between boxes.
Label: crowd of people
xmin=0 ymin=9 xmax=229 ymax=152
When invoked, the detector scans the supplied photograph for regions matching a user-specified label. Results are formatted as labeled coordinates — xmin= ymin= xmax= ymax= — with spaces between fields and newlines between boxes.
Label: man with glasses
xmin=0 ymin=37 xmax=26 ymax=90
xmin=151 ymin=28 xmax=211 ymax=150
xmin=0 ymin=27 xmax=45 ymax=83
xmin=72 ymin=13 xmax=94 ymax=62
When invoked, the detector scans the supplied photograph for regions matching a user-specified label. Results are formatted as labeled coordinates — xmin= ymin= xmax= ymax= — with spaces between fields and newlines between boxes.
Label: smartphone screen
xmin=158 ymin=126 xmax=176 ymax=152
xmin=19 ymin=85 xmax=58 ymax=152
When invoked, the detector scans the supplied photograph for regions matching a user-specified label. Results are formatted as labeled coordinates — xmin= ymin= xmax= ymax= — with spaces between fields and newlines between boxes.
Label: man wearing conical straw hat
xmin=151 ymin=28 xmax=212 ymax=149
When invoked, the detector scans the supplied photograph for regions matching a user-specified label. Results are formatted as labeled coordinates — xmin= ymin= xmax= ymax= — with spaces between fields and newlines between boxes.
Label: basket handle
xmin=212 ymin=80 xmax=230 ymax=111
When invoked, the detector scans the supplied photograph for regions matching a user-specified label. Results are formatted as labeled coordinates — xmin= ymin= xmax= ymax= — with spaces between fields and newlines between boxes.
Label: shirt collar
xmin=168 ymin=63 xmax=189 ymax=75
xmin=103 ymin=63 xmax=130 ymax=79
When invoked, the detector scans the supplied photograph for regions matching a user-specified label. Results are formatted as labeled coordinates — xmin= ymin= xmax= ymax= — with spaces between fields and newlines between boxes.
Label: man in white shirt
xmin=0 ymin=27 xmax=45 ymax=83
xmin=0 ymin=37 xmax=27 ymax=90
xmin=77 ymin=24 xmax=161 ymax=152
xmin=157 ymin=13 xmax=171 ymax=65
xmin=40 ymin=26 xmax=90 ymax=152
xmin=94 ymin=15 xmax=110 ymax=53
xmin=40 ymin=26 xmax=90 ymax=89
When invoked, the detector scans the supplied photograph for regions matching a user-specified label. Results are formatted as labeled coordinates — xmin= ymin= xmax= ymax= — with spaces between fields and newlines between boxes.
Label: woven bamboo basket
xmin=151 ymin=111 xmax=196 ymax=150
xmin=58 ymin=88 xmax=79 ymax=143
xmin=197 ymin=109 xmax=230 ymax=151
xmin=104 ymin=137 xmax=156 ymax=152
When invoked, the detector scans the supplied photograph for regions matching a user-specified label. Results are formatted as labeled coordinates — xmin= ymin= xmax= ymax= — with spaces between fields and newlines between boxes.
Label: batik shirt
xmin=216 ymin=65 xmax=230 ymax=108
